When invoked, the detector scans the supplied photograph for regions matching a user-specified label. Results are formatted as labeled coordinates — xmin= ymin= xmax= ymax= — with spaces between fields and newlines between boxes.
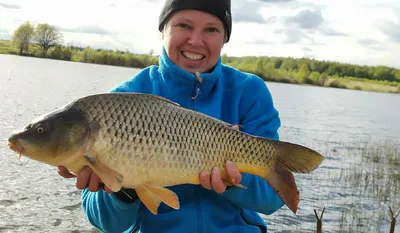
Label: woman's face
xmin=162 ymin=10 xmax=226 ymax=73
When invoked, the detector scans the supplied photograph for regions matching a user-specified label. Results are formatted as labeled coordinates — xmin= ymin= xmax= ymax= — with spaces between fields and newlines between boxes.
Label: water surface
xmin=0 ymin=54 xmax=399 ymax=232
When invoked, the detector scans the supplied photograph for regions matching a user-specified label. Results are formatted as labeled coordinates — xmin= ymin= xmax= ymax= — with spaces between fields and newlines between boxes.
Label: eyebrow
xmin=174 ymin=17 xmax=222 ymax=27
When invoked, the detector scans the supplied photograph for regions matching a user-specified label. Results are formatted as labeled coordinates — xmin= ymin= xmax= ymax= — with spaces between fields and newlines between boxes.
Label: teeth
xmin=182 ymin=51 xmax=204 ymax=60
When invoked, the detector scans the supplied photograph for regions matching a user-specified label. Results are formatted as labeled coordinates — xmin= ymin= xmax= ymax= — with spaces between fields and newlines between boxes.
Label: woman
xmin=58 ymin=0 xmax=285 ymax=232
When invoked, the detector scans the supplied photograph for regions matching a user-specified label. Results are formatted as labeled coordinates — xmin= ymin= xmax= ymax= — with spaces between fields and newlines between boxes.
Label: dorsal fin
xmin=148 ymin=94 xmax=180 ymax=106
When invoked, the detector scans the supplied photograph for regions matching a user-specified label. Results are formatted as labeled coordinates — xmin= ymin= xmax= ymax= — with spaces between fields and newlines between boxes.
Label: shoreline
xmin=1 ymin=39 xmax=399 ymax=95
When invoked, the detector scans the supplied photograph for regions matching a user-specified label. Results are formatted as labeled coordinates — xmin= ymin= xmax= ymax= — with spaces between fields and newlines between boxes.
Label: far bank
xmin=1 ymin=39 xmax=399 ymax=95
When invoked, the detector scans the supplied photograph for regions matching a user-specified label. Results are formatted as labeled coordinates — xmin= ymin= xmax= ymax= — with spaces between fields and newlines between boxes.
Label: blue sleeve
xmin=81 ymin=189 xmax=141 ymax=233
xmin=222 ymin=76 xmax=284 ymax=215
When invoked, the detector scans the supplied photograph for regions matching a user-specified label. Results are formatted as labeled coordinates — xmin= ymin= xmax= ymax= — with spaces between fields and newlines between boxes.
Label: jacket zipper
xmin=190 ymin=72 xmax=202 ymax=109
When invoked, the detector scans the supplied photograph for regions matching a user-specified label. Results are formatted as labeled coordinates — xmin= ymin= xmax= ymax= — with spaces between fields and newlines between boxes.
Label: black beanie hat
xmin=158 ymin=0 xmax=232 ymax=43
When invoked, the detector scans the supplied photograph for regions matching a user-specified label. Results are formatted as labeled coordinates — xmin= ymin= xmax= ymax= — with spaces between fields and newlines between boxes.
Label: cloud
xmin=284 ymin=8 xmax=324 ymax=29
xmin=265 ymin=16 xmax=278 ymax=24
xmin=0 ymin=2 xmax=20 ymax=9
xmin=232 ymin=1 xmax=266 ymax=24
xmin=257 ymin=0 xmax=321 ymax=10
xmin=358 ymin=38 xmax=381 ymax=46
xmin=319 ymin=27 xmax=348 ymax=37
xmin=282 ymin=28 xmax=315 ymax=44
xmin=376 ymin=20 xmax=400 ymax=43
xmin=277 ymin=8 xmax=347 ymax=44
xmin=257 ymin=0 xmax=294 ymax=2
xmin=244 ymin=38 xmax=274 ymax=45
xmin=358 ymin=38 xmax=390 ymax=51
xmin=60 ymin=25 xmax=112 ymax=36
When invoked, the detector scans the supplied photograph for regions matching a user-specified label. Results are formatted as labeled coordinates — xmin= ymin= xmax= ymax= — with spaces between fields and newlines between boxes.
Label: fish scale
xmin=79 ymin=92 xmax=274 ymax=177
xmin=7 ymin=92 xmax=324 ymax=215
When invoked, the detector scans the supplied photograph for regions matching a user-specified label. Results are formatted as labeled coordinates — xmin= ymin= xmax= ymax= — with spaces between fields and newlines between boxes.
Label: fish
xmin=7 ymin=92 xmax=324 ymax=215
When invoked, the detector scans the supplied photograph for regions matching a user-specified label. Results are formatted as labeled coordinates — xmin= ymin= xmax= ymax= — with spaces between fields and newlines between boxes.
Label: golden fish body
xmin=7 ymin=93 xmax=324 ymax=215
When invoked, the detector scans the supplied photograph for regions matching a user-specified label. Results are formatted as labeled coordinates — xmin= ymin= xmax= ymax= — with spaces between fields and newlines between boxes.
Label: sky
xmin=1 ymin=0 xmax=400 ymax=69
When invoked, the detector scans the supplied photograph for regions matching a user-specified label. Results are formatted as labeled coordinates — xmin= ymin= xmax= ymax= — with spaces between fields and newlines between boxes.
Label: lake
xmin=0 ymin=54 xmax=399 ymax=233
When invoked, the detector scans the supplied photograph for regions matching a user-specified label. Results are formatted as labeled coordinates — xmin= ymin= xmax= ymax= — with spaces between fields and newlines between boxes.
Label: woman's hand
xmin=199 ymin=124 xmax=242 ymax=194
xmin=57 ymin=165 xmax=113 ymax=193
xmin=199 ymin=160 xmax=242 ymax=194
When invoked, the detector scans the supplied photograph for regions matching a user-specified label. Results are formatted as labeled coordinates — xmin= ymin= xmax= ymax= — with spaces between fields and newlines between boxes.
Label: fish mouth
xmin=7 ymin=137 xmax=25 ymax=160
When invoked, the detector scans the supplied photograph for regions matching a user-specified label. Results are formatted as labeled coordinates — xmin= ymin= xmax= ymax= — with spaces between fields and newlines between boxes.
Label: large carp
xmin=7 ymin=93 xmax=324 ymax=214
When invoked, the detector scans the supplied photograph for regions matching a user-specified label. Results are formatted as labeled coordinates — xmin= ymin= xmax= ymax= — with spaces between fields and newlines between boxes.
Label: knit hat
xmin=158 ymin=0 xmax=232 ymax=43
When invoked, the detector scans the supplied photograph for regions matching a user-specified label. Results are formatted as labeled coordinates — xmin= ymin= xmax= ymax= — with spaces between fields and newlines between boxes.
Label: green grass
xmin=336 ymin=140 xmax=400 ymax=232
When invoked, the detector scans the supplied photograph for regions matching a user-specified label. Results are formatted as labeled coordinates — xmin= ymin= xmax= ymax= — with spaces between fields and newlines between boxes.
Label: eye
xmin=36 ymin=125 xmax=44 ymax=134
xmin=177 ymin=23 xmax=190 ymax=29
xmin=206 ymin=27 xmax=219 ymax=33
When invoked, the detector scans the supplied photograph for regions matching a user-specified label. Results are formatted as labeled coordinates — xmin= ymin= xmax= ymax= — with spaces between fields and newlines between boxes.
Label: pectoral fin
xmin=84 ymin=155 xmax=123 ymax=192
xmin=136 ymin=184 xmax=180 ymax=215
xmin=221 ymin=168 xmax=247 ymax=189
xmin=222 ymin=178 xmax=247 ymax=189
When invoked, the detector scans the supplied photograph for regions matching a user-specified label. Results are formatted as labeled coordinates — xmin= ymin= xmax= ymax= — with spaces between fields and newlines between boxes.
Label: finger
xmin=211 ymin=167 xmax=226 ymax=194
xmin=104 ymin=185 xmax=113 ymax=194
xmin=225 ymin=161 xmax=242 ymax=185
xmin=88 ymin=172 xmax=101 ymax=192
xmin=231 ymin=125 xmax=239 ymax=131
xmin=200 ymin=172 xmax=212 ymax=190
xmin=76 ymin=166 xmax=92 ymax=190
xmin=57 ymin=166 xmax=76 ymax=178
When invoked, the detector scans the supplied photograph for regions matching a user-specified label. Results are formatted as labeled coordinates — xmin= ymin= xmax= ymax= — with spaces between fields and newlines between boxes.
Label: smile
xmin=182 ymin=51 xmax=204 ymax=60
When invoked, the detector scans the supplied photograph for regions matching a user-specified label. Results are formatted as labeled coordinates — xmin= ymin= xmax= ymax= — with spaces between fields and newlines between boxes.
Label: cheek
xmin=21 ymin=137 xmax=57 ymax=160
xmin=206 ymin=37 xmax=224 ymax=57
xmin=26 ymin=131 xmax=60 ymax=153
xmin=164 ymin=30 xmax=188 ymax=50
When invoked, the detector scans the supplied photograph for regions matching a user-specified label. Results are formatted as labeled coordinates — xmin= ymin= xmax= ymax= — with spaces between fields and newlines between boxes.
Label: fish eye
xmin=36 ymin=125 xmax=44 ymax=134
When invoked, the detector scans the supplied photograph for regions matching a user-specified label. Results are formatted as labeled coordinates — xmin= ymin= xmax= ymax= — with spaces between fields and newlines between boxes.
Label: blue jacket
xmin=81 ymin=47 xmax=284 ymax=233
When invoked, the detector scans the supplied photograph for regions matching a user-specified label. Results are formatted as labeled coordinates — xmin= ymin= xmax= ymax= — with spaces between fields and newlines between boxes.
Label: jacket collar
xmin=158 ymin=47 xmax=222 ymax=100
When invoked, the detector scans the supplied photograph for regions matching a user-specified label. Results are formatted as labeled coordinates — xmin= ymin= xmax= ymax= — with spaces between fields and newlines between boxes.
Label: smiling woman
xmin=56 ymin=0 xmax=290 ymax=232
xmin=161 ymin=10 xmax=227 ymax=73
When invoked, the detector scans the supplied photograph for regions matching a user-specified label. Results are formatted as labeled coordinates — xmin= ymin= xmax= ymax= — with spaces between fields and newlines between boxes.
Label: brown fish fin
xmin=222 ymin=178 xmax=247 ymax=189
xmin=271 ymin=140 xmax=324 ymax=173
xmin=264 ymin=166 xmax=299 ymax=214
xmin=135 ymin=186 xmax=162 ymax=215
xmin=148 ymin=94 xmax=180 ymax=106
xmin=143 ymin=184 xmax=180 ymax=210
xmin=136 ymin=185 xmax=180 ymax=214
xmin=84 ymin=155 xmax=123 ymax=192
xmin=221 ymin=169 xmax=247 ymax=189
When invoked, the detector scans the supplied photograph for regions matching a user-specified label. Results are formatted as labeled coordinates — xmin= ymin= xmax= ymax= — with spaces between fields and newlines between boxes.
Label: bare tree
xmin=12 ymin=21 xmax=35 ymax=54
xmin=34 ymin=23 xmax=62 ymax=54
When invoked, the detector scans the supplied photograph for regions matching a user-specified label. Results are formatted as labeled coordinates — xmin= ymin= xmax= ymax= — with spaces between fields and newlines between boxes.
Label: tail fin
xmin=272 ymin=140 xmax=324 ymax=173
xmin=263 ymin=140 xmax=324 ymax=214
xmin=265 ymin=166 xmax=299 ymax=213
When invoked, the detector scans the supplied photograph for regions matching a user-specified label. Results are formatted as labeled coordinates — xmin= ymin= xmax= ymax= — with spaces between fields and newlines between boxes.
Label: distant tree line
xmin=222 ymin=55 xmax=400 ymax=87
xmin=7 ymin=22 xmax=400 ymax=94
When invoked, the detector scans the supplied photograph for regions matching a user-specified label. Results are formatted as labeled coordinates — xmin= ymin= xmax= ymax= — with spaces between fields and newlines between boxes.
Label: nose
xmin=8 ymin=133 xmax=18 ymax=144
xmin=188 ymin=31 xmax=205 ymax=47
xmin=8 ymin=130 xmax=23 ymax=146
xmin=7 ymin=134 xmax=20 ymax=150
